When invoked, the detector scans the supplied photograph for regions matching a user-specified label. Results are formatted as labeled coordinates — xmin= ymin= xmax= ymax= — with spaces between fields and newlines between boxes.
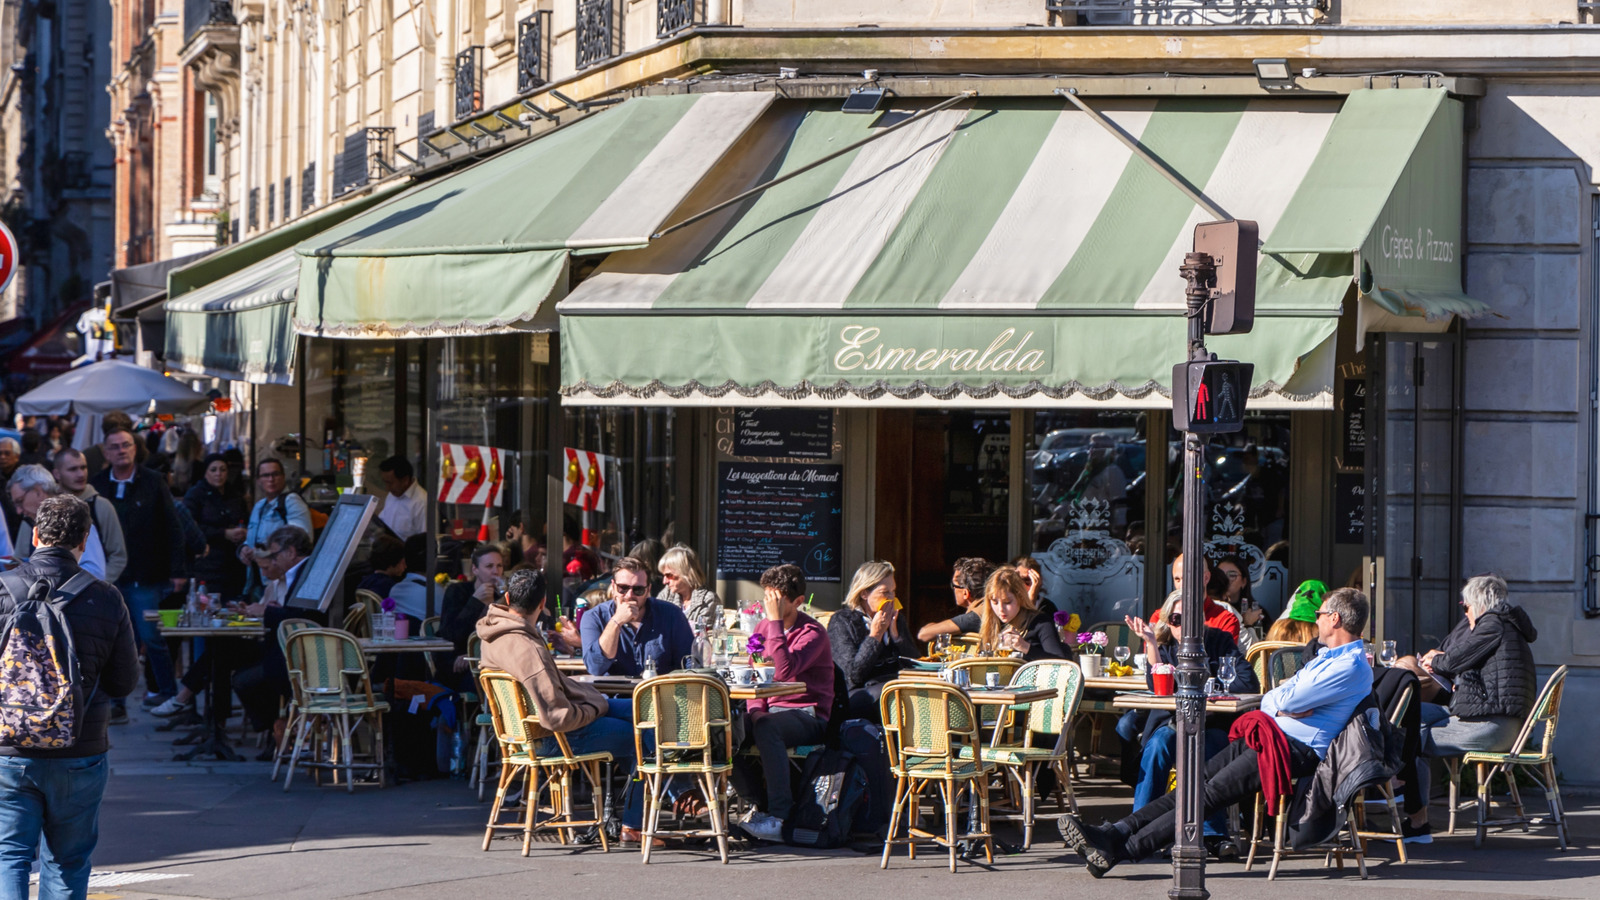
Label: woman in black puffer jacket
xmin=1419 ymin=574 xmax=1538 ymax=756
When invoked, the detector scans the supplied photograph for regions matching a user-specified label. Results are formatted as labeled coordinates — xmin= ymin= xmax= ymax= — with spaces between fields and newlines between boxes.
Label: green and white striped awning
xmin=293 ymin=92 xmax=774 ymax=338
xmin=165 ymin=251 xmax=299 ymax=384
xmin=559 ymin=89 xmax=1482 ymax=408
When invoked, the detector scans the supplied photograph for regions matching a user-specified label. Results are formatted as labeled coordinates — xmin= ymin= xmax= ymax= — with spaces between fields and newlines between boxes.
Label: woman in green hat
xmin=1266 ymin=579 xmax=1327 ymax=645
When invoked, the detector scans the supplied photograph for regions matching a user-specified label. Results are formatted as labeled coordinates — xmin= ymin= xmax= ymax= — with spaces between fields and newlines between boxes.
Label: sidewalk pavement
xmin=72 ymin=707 xmax=1600 ymax=900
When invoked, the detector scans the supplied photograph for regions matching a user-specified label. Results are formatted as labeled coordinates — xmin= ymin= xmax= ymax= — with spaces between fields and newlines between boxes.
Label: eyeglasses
xmin=950 ymin=583 xmax=966 ymax=592
xmin=1167 ymin=612 xmax=1181 ymax=626
xmin=615 ymin=583 xmax=649 ymax=596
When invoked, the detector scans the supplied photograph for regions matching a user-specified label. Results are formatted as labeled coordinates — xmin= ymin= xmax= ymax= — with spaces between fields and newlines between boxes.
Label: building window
xmin=517 ymin=13 xmax=551 ymax=95
xmin=248 ymin=187 xmax=259 ymax=229
xmin=282 ymin=175 xmax=291 ymax=221
xmin=301 ymin=162 xmax=316 ymax=213
xmin=266 ymin=183 xmax=275 ymax=225
xmin=576 ymin=0 xmax=621 ymax=70
xmin=203 ymin=93 xmax=220 ymax=197
xmin=454 ymin=46 xmax=483 ymax=121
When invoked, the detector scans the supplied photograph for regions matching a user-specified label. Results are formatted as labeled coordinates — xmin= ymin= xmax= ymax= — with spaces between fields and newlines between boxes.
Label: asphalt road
xmin=74 ymin=708 xmax=1600 ymax=900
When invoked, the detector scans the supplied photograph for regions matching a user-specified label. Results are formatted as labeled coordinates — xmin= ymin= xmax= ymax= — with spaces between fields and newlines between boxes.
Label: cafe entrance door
xmin=1368 ymin=330 xmax=1463 ymax=655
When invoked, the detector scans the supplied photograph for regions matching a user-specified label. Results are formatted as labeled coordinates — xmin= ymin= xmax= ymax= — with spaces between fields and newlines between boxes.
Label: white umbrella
xmin=15 ymin=358 xmax=210 ymax=417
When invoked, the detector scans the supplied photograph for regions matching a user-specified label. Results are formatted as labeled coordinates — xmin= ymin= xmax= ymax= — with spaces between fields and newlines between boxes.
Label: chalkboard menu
xmin=1340 ymin=379 xmax=1367 ymax=470
xmin=732 ymin=408 xmax=833 ymax=459
xmin=289 ymin=493 xmax=377 ymax=611
xmin=1335 ymin=472 xmax=1365 ymax=545
xmin=717 ymin=462 xmax=843 ymax=582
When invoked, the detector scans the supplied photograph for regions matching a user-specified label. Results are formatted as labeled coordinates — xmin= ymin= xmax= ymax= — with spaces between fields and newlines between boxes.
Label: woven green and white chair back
xmin=286 ymin=629 xmax=371 ymax=704
xmin=1505 ymin=665 xmax=1567 ymax=760
xmin=1266 ymin=647 xmax=1304 ymax=689
xmin=466 ymin=633 xmax=484 ymax=675
xmin=1010 ymin=659 xmax=1084 ymax=736
xmin=880 ymin=680 xmax=980 ymax=768
xmin=634 ymin=674 xmax=730 ymax=759
xmin=1246 ymin=640 xmax=1301 ymax=690
xmin=276 ymin=618 xmax=320 ymax=656
xmin=478 ymin=670 xmax=537 ymax=748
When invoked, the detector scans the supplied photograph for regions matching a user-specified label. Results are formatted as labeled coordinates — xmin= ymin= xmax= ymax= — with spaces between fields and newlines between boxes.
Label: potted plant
xmin=746 ymin=633 xmax=775 ymax=684
xmin=1077 ymin=630 xmax=1109 ymax=677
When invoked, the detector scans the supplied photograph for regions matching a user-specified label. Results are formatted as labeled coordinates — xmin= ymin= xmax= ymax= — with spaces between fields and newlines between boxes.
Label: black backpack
xmin=782 ymin=747 xmax=870 ymax=849
xmin=836 ymin=718 xmax=892 ymax=833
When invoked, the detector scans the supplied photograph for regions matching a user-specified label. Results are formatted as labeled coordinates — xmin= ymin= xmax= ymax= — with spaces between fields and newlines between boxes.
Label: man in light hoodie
xmin=477 ymin=568 xmax=652 ymax=844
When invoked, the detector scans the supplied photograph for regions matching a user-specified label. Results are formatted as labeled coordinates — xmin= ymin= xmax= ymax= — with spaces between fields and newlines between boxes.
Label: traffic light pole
xmin=1172 ymin=250 xmax=1216 ymax=900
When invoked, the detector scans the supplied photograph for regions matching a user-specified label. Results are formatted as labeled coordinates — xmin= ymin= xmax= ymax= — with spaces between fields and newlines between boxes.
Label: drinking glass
xmin=935 ymin=634 xmax=952 ymax=659
xmin=1218 ymin=656 xmax=1237 ymax=690
xmin=1113 ymin=645 xmax=1131 ymax=668
xmin=1378 ymin=640 xmax=1398 ymax=668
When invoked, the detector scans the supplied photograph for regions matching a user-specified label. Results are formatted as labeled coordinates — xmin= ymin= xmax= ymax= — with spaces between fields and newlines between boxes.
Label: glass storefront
xmin=563 ymin=407 xmax=677 ymax=561
xmin=302 ymin=339 xmax=403 ymax=488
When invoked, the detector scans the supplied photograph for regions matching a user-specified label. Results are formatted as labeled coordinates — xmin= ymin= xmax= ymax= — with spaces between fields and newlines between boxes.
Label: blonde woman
xmin=827 ymin=560 xmax=917 ymax=721
xmin=655 ymin=543 xmax=723 ymax=634
xmin=977 ymin=566 xmax=1069 ymax=660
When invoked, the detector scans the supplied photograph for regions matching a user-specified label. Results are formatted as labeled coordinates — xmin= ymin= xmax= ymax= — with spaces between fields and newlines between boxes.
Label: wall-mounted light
xmin=841 ymin=87 xmax=886 ymax=114
xmin=1252 ymin=59 xmax=1296 ymax=91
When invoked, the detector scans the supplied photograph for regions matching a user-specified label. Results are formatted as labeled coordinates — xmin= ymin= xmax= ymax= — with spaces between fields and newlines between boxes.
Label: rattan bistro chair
xmin=1445 ymin=665 xmax=1571 ymax=849
xmin=633 ymin=673 xmax=736 ymax=864
xmin=342 ymin=600 xmax=371 ymax=638
xmin=879 ymin=679 xmax=995 ymax=873
xmin=269 ymin=618 xmax=322 ymax=782
xmin=967 ymin=659 xmax=1084 ymax=848
xmin=1353 ymin=682 xmax=1414 ymax=863
xmin=1245 ymin=640 xmax=1301 ymax=691
xmin=479 ymin=669 xmax=612 ymax=855
xmin=282 ymin=628 xmax=388 ymax=792
xmin=1265 ymin=646 xmax=1306 ymax=689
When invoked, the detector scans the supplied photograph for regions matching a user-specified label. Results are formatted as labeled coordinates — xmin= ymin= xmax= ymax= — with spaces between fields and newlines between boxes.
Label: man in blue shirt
xmin=580 ymin=557 xmax=695 ymax=677
xmin=1061 ymin=587 xmax=1374 ymax=877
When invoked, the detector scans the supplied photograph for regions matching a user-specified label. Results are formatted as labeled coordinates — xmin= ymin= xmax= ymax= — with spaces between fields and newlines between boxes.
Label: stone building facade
xmin=0 ymin=0 xmax=114 ymax=328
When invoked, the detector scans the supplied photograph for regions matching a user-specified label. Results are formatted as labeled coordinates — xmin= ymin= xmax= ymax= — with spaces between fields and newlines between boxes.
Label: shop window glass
xmin=1030 ymin=411 xmax=1148 ymax=626
xmin=562 ymin=407 xmax=677 ymax=569
xmin=943 ymin=411 xmax=1012 ymax=566
xmin=1167 ymin=413 xmax=1294 ymax=619
xmin=303 ymin=340 xmax=399 ymax=488
xmin=436 ymin=336 xmax=548 ymax=559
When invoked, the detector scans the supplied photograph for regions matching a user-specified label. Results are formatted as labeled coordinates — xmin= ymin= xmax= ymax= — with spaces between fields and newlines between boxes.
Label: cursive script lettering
xmin=831 ymin=325 xmax=1048 ymax=375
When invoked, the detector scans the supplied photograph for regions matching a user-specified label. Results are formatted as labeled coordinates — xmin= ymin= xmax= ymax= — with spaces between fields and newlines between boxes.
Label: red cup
xmin=1152 ymin=668 xmax=1176 ymax=696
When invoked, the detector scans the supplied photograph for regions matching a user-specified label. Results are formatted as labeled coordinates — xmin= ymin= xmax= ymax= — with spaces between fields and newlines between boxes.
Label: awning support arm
xmin=652 ymin=91 xmax=977 ymax=240
xmin=1055 ymin=88 xmax=1231 ymax=223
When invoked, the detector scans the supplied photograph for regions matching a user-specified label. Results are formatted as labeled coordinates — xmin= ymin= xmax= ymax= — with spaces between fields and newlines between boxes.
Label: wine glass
xmin=1113 ymin=645 xmax=1132 ymax=669
xmin=935 ymin=634 xmax=952 ymax=659
xmin=1218 ymin=656 xmax=1238 ymax=691
xmin=1378 ymin=640 xmax=1398 ymax=668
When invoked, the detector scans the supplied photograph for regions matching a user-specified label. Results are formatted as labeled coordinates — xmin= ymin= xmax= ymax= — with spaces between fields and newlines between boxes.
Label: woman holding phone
xmin=828 ymin=560 xmax=918 ymax=721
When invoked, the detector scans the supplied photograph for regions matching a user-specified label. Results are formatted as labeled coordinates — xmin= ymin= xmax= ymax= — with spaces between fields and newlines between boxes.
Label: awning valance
xmin=558 ymin=89 xmax=1482 ymax=408
xmin=164 ymin=251 xmax=298 ymax=384
xmin=292 ymin=92 xmax=774 ymax=339
xmin=162 ymin=184 xmax=407 ymax=384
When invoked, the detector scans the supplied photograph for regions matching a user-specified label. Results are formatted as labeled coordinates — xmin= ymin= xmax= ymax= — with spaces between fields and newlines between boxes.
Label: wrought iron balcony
xmin=1046 ymin=0 xmax=1326 ymax=25
xmin=366 ymin=127 xmax=396 ymax=181
xmin=657 ymin=0 xmax=698 ymax=38
xmin=183 ymin=0 xmax=236 ymax=45
xmin=455 ymin=46 xmax=484 ymax=121
xmin=518 ymin=12 xmax=552 ymax=95
xmin=577 ymin=0 xmax=622 ymax=71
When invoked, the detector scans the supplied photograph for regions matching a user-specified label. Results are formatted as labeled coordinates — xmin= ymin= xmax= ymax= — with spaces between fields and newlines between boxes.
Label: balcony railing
xmin=1046 ymin=0 xmax=1325 ymax=25
xmin=183 ymin=0 xmax=235 ymax=46
xmin=657 ymin=0 xmax=698 ymax=38
xmin=518 ymin=12 xmax=552 ymax=94
xmin=576 ymin=0 xmax=622 ymax=70
xmin=455 ymin=46 xmax=484 ymax=121
xmin=366 ymin=127 xmax=396 ymax=181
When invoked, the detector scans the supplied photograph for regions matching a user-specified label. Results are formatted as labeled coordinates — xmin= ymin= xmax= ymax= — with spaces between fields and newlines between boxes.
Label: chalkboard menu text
xmin=717 ymin=462 xmax=843 ymax=582
xmin=1340 ymin=379 xmax=1366 ymax=470
xmin=1335 ymin=472 xmax=1365 ymax=545
xmin=732 ymin=409 xmax=833 ymax=460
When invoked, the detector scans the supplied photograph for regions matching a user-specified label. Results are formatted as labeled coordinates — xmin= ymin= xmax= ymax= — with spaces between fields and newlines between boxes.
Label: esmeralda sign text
xmin=827 ymin=324 xmax=1050 ymax=376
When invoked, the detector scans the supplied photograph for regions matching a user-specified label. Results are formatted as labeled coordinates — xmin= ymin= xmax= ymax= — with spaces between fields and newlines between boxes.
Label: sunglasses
xmin=1167 ymin=612 xmax=1181 ymax=626
xmin=615 ymin=583 xmax=650 ymax=596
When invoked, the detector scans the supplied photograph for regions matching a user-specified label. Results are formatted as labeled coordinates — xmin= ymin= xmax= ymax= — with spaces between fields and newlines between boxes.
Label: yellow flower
xmin=434 ymin=573 xmax=449 ymax=584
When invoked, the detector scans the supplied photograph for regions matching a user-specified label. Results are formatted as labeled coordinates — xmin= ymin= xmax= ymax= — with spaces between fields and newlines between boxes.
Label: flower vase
xmin=1080 ymin=653 xmax=1105 ymax=678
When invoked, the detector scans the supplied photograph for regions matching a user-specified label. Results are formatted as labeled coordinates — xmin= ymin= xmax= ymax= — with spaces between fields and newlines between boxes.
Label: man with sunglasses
xmin=579 ymin=556 xmax=694 ymax=677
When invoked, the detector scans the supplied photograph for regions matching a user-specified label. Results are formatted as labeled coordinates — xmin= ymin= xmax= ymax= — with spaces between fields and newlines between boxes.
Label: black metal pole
xmin=1172 ymin=251 xmax=1215 ymax=900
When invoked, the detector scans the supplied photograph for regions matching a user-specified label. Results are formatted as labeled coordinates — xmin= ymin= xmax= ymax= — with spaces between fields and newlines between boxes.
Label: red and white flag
xmin=564 ymin=448 xmax=609 ymax=512
xmin=437 ymin=443 xmax=510 ymax=507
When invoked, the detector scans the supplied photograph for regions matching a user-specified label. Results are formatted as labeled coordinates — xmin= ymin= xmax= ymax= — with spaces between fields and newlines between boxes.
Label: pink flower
xmin=1092 ymin=631 xmax=1109 ymax=647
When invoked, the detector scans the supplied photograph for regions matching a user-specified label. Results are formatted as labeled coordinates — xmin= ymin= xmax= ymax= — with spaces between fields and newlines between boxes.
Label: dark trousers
xmin=1120 ymin=735 xmax=1321 ymax=860
xmin=1372 ymin=666 xmax=1425 ymax=814
xmin=731 ymin=709 xmax=826 ymax=820
xmin=180 ymin=638 xmax=266 ymax=731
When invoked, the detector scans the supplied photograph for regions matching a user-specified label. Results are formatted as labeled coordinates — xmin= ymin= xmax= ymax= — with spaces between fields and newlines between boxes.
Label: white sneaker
xmin=741 ymin=811 xmax=784 ymax=842
xmin=150 ymin=697 xmax=194 ymax=718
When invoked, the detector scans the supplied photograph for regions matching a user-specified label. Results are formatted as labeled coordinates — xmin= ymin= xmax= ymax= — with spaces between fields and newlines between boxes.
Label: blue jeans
xmin=0 ymin=754 xmax=110 ymax=900
xmin=536 ymin=699 xmax=649 ymax=829
xmin=118 ymin=582 xmax=176 ymax=698
xmin=1129 ymin=725 xmax=1232 ymax=837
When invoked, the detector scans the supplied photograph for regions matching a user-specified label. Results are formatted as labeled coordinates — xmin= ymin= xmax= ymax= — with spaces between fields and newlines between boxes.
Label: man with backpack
xmin=238 ymin=458 xmax=312 ymax=578
xmin=0 ymin=495 xmax=139 ymax=898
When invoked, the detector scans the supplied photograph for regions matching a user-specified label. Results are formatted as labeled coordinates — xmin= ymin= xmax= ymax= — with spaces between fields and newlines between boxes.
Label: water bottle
xmin=691 ymin=626 xmax=712 ymax=669
xmin=574 ymin=597 xmax=589 ymax=630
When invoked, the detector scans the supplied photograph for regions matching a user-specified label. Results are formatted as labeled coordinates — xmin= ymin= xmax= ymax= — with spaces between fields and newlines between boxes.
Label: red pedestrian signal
xmin=1172 ymin=360 xmax=1254 ymax=433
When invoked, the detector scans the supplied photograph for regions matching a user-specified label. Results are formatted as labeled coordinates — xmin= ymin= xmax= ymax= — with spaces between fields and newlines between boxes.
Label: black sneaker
xmin=1400 ymin=819 xmax=1433 ymax=844
xmin=1058 ymin=814 xmax=1120 ymax=878
xmin=1205 ymin=835 xmax=1240 ymax=861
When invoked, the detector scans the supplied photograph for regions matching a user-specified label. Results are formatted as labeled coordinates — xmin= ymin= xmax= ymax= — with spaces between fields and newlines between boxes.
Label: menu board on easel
xmin=716 ymin=462 xmax=843 ymax=582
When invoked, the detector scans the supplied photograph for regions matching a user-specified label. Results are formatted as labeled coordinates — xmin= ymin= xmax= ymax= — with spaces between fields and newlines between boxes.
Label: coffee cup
xmin=158 ymin=609 xmax=181 ymax=629
xmin=1133 ymin=653 xmax=1149 ymax=673
xmin=755 ymin=666 xmax=776 ymax=684
xmin=733 ymin=666 xmax=755 ymax=686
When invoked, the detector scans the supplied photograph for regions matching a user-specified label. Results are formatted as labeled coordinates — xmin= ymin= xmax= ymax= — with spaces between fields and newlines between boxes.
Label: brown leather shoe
xmin=620 ymin=827 xmax=665 ymax=849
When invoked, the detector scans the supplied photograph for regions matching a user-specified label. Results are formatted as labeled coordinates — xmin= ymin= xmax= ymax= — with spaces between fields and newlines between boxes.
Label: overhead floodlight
xmin=1252 ymin=58 xmax=1296 ymax=91
xmin=841 ymin=87 xmax=886 ymax=114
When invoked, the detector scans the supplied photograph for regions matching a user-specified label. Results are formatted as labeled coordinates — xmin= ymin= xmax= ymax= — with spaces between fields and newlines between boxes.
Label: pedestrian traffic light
xmin=1172 ymin=360 xmax=1254 ymax=433
xmin=1194 ymin=220 xmax=1257 ymax=336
